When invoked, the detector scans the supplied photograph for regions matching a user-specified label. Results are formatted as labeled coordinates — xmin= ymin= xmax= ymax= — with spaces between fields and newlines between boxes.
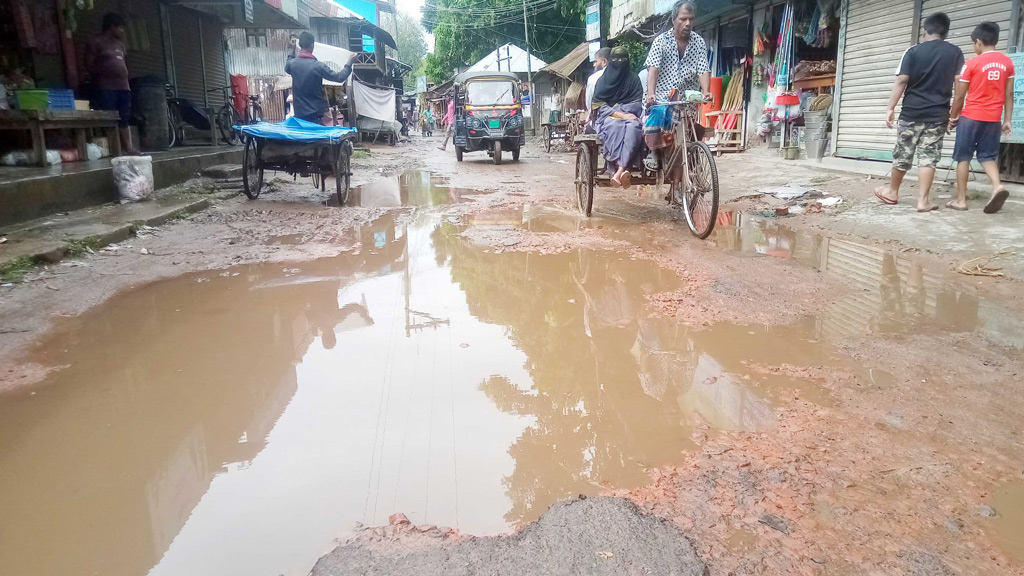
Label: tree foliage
xmin=421 ymin=0 xmax=586 ymax=84
xmin=615 ymin=39 xmax=647 ymax=73
xmin=395 ymin=12 xmax=429 ymax=77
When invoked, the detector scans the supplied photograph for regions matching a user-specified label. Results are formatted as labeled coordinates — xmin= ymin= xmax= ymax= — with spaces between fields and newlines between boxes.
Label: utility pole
xmin=521 ymin=0 xmax=535 ymax=135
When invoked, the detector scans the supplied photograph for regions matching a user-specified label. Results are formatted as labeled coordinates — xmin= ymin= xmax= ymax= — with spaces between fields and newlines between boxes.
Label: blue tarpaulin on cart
xmin=236 ymin=117 xmax=357 ymax=143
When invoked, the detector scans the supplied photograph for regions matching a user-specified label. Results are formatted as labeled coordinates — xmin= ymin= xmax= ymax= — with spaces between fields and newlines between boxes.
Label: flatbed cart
xmin=237 ymin=117 xmax=357 ymax=205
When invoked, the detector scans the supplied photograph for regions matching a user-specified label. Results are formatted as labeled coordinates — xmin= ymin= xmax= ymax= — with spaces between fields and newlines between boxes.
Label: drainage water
xmin=0 ymin=208 xmax=1019 ymax=576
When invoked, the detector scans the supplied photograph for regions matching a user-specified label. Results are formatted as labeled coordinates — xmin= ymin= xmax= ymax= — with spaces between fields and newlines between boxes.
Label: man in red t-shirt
xmin=948 ymin=22 xmax=1015 ymax=213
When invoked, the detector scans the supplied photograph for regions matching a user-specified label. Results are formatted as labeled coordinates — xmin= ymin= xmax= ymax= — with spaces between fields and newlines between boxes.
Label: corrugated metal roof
xmin=540 ymin=43 xmax=591 ymax=80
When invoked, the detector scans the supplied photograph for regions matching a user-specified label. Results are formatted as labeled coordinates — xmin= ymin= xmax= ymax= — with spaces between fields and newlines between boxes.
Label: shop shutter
xmin=73 ymin=0 xmax=166 ymax=85
xmin=920 ymin=0 xmax=1014 ymax=162
xmin=202 ymin=16 xmax=228 ymax=100
xmin=834 ymin=0 xmax=916 ymax=159
xmin=169 ymin=6 xmax=207 ymax=105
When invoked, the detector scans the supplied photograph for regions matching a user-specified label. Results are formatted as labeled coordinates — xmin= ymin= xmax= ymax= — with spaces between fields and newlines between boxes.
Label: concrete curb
xmin=1 ymin=190 xmax=236 ymax=279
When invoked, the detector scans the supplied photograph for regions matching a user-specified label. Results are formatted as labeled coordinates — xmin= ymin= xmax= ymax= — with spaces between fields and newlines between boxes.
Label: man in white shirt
xmin=585 ymin=47 xmax=612 ymax=119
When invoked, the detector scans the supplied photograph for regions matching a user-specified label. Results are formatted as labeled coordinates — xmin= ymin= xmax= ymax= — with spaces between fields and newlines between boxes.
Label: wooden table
xmin=0 ymin=109 xmax=121 ymax=166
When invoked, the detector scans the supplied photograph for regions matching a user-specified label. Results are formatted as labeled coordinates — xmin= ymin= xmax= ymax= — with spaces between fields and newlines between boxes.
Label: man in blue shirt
xmin=285 ymin=32 xmax=357 ymax=124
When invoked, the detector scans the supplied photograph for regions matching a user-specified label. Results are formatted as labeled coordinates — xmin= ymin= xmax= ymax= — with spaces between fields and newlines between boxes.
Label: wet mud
xmin=2 ymin=142 xmax=1024 ymax=576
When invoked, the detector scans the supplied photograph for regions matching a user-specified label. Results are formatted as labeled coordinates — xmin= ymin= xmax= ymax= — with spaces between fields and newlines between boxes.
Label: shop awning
xmin=170 ymin=0 xmax=305 ymax=29
xmin=540 ymin=43 xmax=591 ymax=80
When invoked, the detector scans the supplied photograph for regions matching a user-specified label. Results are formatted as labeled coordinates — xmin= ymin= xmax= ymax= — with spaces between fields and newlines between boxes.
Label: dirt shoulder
xmin=310 ymin=497 xmax=708 ymax=576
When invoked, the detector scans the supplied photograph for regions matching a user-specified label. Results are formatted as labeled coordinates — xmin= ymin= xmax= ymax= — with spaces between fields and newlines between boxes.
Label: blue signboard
xmin=1008 ymin=52 xmax=1024 ymax=144
xmin=586 ymin=1 xmax=600 ymax=41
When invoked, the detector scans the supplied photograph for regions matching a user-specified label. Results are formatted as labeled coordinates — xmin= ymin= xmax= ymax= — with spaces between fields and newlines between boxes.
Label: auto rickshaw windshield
xmin=466 ymin=81 xmax=516 ymax=106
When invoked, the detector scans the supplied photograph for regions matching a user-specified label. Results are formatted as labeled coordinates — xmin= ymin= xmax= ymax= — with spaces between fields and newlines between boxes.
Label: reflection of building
xmin=714 ymin=212 xmax=1024 ymax=349
xmin=679 ymin=353 xmax=774 ymax=430
xmin=0 ymin=218 xmax=405 ymax=576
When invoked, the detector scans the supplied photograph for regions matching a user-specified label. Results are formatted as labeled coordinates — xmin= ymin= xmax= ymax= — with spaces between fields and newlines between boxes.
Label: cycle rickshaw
xmin=573 ymin=93 xmax=720 ymax=239
xmin=237 ymin=117 xmax=357 ymax=205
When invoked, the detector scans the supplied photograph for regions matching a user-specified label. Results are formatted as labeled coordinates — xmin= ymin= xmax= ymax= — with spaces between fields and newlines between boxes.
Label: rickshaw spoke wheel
xmin=681 ymin=141 xmax=719 ymax=239
xmin=574 ymin=145 xmax=594 ymax=217
xmin=335 ymin=141 xmax=352 ymax=205
xmin=242 ymin=137 xmax=263 ymax=200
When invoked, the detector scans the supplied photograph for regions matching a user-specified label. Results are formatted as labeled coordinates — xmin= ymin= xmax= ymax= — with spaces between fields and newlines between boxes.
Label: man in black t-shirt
xmin=874 ymin=12 xmax=964 ymax=212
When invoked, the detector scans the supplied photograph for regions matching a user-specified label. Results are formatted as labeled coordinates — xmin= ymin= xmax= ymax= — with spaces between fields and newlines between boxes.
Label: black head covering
xmin=593 ymin=47 xmax=643 ymax=106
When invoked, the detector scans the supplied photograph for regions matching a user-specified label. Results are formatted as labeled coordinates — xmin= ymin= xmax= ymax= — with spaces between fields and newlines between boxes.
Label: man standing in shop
xmin=948 ymin=21 xmax=1015 ymax=213
xmin=86 ymin=13 xmax=139 ymax=155
xmin=873 ymin=12 xmax=963 ymax=212
xmin=585 ymin=47 xmax=611 ymax=120
xmin=286 ymin=31 xmax=357 ymax=124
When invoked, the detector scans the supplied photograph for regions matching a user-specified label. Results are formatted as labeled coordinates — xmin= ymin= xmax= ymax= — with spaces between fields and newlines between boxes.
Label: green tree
xmin=395 ymin=12 xmax=429 ymax=76
xmin=422 ymin=0 xmax=586 ymax=84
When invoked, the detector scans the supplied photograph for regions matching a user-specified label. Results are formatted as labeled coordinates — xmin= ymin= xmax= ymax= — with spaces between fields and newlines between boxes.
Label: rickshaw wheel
xmin=574 ymin=144 xmax=594 ymax=217
xmin=455 ymin=147 xmax=463 ymax=162
xmin=493 ymin=141 xmax=503 ymax=165
xmin=512 ymin=145 xmax=521 ymax=162
xmin=681 ymin=141 xmax=720 ymax=239
xmin=242 ymin=137 xmax=263 ymax=200
xmin=335 ymin=141 xmax=352 ymax=206
xmin=543 ymin=126 xmax=551 ymax=153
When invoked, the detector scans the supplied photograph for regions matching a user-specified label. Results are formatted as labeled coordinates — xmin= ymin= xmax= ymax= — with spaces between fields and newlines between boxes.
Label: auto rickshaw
xmin=452 ymin=71 xmax=525 ymax=165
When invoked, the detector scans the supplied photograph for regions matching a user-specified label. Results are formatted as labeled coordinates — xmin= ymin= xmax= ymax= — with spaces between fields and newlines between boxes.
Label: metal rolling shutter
xmin=169 ymin=6 xmax=207 ymax=105
xmin=201 ymin=16 xmax=228 ymax=99
xmin=921 ymin=0 xmax=1014 ymax=162
xmin=834 ymin=0 xmax=916 ymax=159
xmin=73 ymin=0 xmax=166 ymax=83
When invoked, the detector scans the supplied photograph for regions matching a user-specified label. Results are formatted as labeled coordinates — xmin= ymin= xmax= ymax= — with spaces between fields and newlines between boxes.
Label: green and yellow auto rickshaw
xmin=453 ymin=71 xmax=525 ymax=165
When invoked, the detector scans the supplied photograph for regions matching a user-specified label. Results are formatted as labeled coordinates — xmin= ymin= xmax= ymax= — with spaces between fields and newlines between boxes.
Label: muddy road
xmin=1 ymin=136 xmax=1023 ymax=576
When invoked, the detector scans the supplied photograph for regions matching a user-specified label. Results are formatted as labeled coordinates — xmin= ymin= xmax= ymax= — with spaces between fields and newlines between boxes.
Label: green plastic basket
xmin=16 ymin=90 xmax=49 ymax=111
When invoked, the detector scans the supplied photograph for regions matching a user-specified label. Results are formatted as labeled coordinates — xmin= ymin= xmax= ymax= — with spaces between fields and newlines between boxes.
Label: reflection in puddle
xmin=710 ymin=211 xmax=1024 ymax=348
xmin=331 ymin=170 xmax=492 ymax=208
xmin=265 ymin=233 xmax=305 ymax=245
xmin=0 ymin=211 xmax=859 ymax=576
xmin=988 ymin=483 xmax=1024 ymax=562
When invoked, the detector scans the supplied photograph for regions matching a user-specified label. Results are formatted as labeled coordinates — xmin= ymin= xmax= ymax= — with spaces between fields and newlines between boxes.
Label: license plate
xmin=488 ymin=119 xmax=500 ymax=129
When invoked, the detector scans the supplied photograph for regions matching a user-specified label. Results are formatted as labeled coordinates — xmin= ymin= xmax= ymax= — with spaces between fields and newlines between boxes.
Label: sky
xmin=395 ymin=0 xmax=435 ymax=52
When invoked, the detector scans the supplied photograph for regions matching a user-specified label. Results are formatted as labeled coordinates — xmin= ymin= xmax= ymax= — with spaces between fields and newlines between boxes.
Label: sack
xmin=112 ymin=155 xmax=155 ymax=203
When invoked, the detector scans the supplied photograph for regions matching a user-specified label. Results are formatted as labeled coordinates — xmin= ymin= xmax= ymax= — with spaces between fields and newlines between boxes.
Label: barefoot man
xmin=874 ymin=13 xmax=963 ymax=211
xmin=948 ymin=22 xmax=1015 ymax=213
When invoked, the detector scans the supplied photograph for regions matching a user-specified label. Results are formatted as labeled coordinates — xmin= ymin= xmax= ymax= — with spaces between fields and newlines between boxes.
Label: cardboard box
xmin=75 ymin=100 xmax=90 ymax=111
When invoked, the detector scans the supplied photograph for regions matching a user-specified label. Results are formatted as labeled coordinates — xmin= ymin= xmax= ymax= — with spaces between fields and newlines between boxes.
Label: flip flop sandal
xmin=984 ymin=189 xmax=1009 ymax=214
xmin=619 ymin=172 xmax=632 ymax=189
xmin=945 ymin=201 xmax=968 ymax=211
xmin=917 ymin=205 xmax=938 ymax=213
xmin=874 ymin=190 xmax=897 ymax=205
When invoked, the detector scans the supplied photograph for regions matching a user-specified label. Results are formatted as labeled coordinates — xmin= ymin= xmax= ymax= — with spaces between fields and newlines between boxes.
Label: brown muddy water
xmin=330 ymin=170 xmax=491 ymax=208
xmin=1 ymin=205 xmax=1021 ymax=576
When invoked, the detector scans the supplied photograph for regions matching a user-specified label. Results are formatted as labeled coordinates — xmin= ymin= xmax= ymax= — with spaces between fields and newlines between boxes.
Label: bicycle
xmin=573 ymin=95 xmax=720 ymax=239
xmin=208 ymin=86 xmax=264 ymax=145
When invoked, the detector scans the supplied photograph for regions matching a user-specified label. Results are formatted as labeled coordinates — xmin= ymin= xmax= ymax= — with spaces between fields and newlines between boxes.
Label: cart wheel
xmin=242 ymin=137 xmax=263 ymax=199
xmin=493 ymin=141 xmax=503 ymax=165
xmin=681 ymin=141 xmax=720 ymax=239
xmin=574 ymin=144 xmax=594 ymax=216
xmin=335 ymin=141 xmax=352 ymax=205
xmin=455 ymin=146 xmax=463 ymax=162
xmin=544 ymin=126 xmax=551 ymax=153
xmin=512 ymin=145 xmax=521 ymax=162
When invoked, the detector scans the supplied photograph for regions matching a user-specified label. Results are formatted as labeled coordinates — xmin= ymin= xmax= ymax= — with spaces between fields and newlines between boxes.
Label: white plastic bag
xmin=112 ymin=156 xmax=155 ymax=203
xmin=86 ymin=143 xmax=103 ymax=160
xmin=0 ymin=150 xmax=61 ymax=166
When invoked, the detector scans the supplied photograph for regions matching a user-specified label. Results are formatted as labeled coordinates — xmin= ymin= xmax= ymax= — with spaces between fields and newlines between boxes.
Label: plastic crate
xmin=48 ymin=89 xmax=75 ymax=110
xmin=15 ymin=90 xmax=49 ymax=110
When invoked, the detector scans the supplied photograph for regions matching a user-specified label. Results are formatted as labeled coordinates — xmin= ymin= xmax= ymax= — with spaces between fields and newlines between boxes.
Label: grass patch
xmin=64 ymin=238 xmax=103 ymax=257
xmin=0 ymin=256 xmax=36 ymax=283
xmin=352 ymin=150 xmax=371 ymax=160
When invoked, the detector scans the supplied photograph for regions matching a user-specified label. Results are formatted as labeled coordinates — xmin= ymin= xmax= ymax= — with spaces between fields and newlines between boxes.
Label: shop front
xmin=832 ymin=0 xmax=1022 ymax=180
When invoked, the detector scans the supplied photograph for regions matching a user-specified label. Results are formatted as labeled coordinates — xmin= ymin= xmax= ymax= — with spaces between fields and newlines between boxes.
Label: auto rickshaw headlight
xmin=507 ymin=114 xmax=522 ymax=128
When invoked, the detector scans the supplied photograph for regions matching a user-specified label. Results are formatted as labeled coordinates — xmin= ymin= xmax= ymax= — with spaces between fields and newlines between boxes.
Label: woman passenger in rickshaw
xmin=592 ymin=47 xmax=645 ymax=189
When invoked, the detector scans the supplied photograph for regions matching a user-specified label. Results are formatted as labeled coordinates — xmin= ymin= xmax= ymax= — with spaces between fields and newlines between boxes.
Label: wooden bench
xmin=0 ymin=109 xmax=122 ymax=167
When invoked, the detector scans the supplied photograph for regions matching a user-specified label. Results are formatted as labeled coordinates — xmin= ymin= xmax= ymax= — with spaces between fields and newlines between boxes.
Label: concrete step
xmin=202 ymin=163 xmax=244 ymax=179
xmin=0 ymin=187 xmax=237 ymax=280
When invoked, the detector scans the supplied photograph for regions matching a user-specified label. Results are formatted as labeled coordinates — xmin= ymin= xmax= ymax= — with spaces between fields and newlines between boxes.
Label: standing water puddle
xmin=327 ymin=170 xmax=492 ymax=208
xmin=1 ymin=207 xmax=1020 ymax=576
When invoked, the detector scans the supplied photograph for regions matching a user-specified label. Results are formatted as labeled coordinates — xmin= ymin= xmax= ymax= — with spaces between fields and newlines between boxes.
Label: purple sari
xmin=595 ymin=102 xmax=644 ymax=173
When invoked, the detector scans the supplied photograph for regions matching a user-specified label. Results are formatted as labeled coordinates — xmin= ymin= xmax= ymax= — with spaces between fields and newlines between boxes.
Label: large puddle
xmin=1 ymin=205 xmax=1022 ymax=576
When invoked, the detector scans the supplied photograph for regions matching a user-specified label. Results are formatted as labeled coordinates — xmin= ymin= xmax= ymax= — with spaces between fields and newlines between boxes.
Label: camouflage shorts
xmin=892 ymin=120 xmax=946 ymax=171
